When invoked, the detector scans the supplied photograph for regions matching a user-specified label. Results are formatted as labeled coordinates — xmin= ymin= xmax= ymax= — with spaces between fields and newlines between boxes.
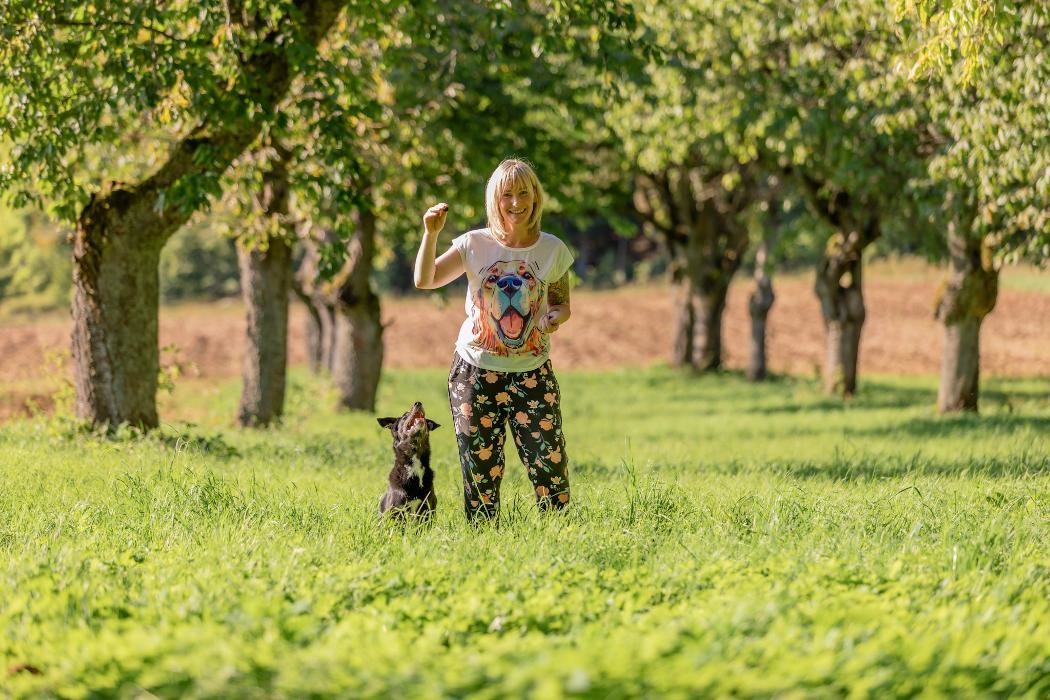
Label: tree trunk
xmin=939 ymin=319 xmax=982 ymax=410
xmin=237 ymin=148 xmax=294 ymax=427
xmin=673 ymin=275 xmax=731 ymax=371
xmin=672 ymin=280 xmax=695 ymax=366
xmin=747 ymin=241 xmax=775 ymax=381
xmin=293 ymin=281 xmax=325 ymax=374
xmin=815 ymin=252 xmax=866 ymax=397
xmin=292 ymin=232 xmax=330 ymax=374
xmin=328 ymin=203 xmax=383 ymax=411
xmin=331 ymin=297 xmax=384 ymax=410
xmin=72 ymin=212 xmax=163 ymax=428
xmin=795 ymin=175 xmax=880 ymax=399
xmin=68 ymin=0 xmax=346 ymax=429
xmin=635 ymin=168 xmax=750 ymax=373
xmin=318 ymin=301 xmax=337 ymax=373
xmin=237 ymin=237 xmax=293 ymax=427
xmin=812 ymin=216 xmax=879 ymax=399
xmin=669 ymin=205 xmax=744 ymax=371
xmin=935 ymin=226 xmax=998 ymax=413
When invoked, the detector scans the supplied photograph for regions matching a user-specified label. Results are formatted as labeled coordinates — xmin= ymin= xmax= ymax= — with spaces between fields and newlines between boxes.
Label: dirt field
xmin=2 ymin=271 xmax=1048 ymax=420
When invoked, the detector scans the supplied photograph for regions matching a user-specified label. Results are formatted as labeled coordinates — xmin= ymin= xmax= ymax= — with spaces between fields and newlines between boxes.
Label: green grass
xmin=995 ymin=265 xmax=1050 ymax=294
xmin=2 ymin=368 xmax=1049 ymax=697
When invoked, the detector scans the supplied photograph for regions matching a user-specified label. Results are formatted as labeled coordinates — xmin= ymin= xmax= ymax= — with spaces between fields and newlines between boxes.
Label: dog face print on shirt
xmin=471 ymin=259 xmax=545 ymax=356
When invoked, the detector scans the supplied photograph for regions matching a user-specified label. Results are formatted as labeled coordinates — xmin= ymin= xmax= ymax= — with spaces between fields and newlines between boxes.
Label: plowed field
xmin=2 ymin=271 xmax=1048 ymax=420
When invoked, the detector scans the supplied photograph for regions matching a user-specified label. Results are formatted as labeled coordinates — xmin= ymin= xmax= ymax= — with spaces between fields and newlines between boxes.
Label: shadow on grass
xmin=240 ymin=434 xmax=368 ymax=466
xmin=744 ymin=379 xmax=1050 ymax=417
xmin=744 ymin=399 xmax=847 ymax=415
xmin=853 ymin=414 xmax=1050 ymax=439
xmin=982 ymin=384 xmax=1050 ymax=407
xmin=45 ymin=419 xmax=243 ymax=460
xmin=574 ymin=452 xmax=1049 ymax=485
xmin=724 ymin=451 xmax=1050 ymax=480
xmin=743 ymin=382 xmax=937 ymax=415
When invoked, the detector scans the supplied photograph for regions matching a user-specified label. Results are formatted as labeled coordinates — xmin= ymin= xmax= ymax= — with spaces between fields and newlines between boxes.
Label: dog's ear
xmin=426 ymin=419 xmax=441 ymax=431
xmin=377 ymin=417 xmax=398 ymax=430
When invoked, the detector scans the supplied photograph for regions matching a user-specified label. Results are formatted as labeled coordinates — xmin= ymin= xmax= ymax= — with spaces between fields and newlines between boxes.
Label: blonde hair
xmin=485 ymin=158 xmax=545 ymax=240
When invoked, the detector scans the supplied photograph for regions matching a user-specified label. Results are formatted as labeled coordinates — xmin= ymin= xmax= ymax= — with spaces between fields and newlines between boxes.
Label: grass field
xmin=2 ymin=368 xmax=1049 ymax=697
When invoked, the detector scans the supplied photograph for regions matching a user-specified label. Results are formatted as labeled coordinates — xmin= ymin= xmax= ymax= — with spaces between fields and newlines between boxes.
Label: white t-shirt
xmin=451 ymin=228 xmax=574 ymax=372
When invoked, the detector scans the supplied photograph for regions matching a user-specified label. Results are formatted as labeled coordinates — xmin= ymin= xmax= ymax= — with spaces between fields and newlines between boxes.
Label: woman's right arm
xmin=414 ymin=202 xmax=466 ymax=289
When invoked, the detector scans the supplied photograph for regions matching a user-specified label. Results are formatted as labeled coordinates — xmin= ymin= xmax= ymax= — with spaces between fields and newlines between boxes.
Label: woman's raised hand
xmin=423 ymin=203 xmax=449 ymax=236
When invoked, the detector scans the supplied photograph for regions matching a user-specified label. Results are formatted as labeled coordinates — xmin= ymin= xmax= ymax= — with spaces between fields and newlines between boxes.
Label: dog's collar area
xmin=395 ymin=432 xmax=427 ymax=449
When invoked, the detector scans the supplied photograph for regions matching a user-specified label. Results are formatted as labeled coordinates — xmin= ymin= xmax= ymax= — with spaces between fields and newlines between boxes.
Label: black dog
xmin=377 ymin=402 xmax=440 ymax=520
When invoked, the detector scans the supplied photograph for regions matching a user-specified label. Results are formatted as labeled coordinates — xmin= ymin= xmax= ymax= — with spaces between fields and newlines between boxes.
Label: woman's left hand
xmin=538 ymin=307 xmax=568 ymax=334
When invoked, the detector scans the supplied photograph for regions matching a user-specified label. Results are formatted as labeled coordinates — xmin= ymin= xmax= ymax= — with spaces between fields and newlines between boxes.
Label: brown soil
xmin=2 ymin=275 xmax=1048 ymax=420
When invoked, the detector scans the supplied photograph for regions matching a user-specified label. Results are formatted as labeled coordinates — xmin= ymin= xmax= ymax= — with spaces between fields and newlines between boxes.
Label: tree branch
xmin=80 ymin=0 xmax=348 ymax=247
xmin=52 ymin=18 xmax=190 ymax=44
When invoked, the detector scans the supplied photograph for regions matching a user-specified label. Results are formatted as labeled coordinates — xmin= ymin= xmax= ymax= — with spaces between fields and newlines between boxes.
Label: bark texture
xmin=296 ymin=202 xmax=384 ymax=412
xmin=70 ymin=0 xmax=346 ymax=429
xmin=747 ymin=241 xmax=775 ymax=381
xmin=814 ymin=236 xmax=870 ymax=397
xmin=800 ymin=176 xmax=880 ymax=397
xmin=329 ymin=205 xmax=384 ymax=411
xmin=673 ymin=251 xmax=731 ymax=371
xmin=238 ymin=237 xmax=293 ymax=426
xmin=295 ymin=233 xmax=338 ymax=374
xmin=292 ymin=278 xmax=325 ymax=374
xmin=237 ymin=150 xmax=294 ymax=427
xmin=934 ymin=225 xmax=998 ymax=413
xmin=72 ymin=202 xmax=164 ymax=427
xmin=635 ymin=166 xmax=751 ymax=372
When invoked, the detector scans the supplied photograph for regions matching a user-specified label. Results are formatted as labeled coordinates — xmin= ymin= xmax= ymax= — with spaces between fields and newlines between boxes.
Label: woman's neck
xmin=494 ymin=224 xmax=538 ymax=248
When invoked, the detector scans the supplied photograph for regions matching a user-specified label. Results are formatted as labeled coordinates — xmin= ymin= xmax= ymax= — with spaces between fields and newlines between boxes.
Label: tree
xmin=633 ymin=166 xmax=755 ymax=371
xmin=286 ymin=0 xmax=654 ymax=410
xmin=221 ymin=4 xmax=395 ymax=418
xmin=742 ymin=184 xmax=806 ymax=382
xmin=906 ymin=4 xmax=1050 ymax=411
xmin=933 ymin=209 xmax=998 ymax=412
xmin=705 ymin=0 xmax=931 ymax=397
xmin=614 ymin=0 xmax=933 ymax=390
xmin=234 ymin=145 xmax=295 ymax=427
xmin=606 ymin=4 xmax=760 ymax=372
xmin=894 ymin=0 xmax=1025 ymax=84
xmin=0 ymin=0 xmax=348 ymax=429
xmin=746 ymin=237 xmax=774 ymax=381
xmin=0 ymin=207 xmax=71 ymax=311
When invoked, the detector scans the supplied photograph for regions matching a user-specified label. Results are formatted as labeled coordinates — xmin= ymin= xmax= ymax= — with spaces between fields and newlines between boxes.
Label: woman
xmin=414 ymin=159 xmax=574 ymax=520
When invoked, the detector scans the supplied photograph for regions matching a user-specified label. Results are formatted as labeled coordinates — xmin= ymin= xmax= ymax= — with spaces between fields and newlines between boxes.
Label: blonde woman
xmin=414 ymin=159 xmax=574 ymax=520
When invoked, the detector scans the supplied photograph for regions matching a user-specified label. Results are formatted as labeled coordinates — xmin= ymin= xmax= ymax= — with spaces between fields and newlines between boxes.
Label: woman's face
xmin=498 ymin=183 xmax=534 ymax=232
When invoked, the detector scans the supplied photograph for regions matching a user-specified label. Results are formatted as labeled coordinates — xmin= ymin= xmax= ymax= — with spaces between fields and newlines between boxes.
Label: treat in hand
xmin=538 ymin=309 xmax=564 ymax=334
xmin=423 ymin=202 xmax=449 ymax=235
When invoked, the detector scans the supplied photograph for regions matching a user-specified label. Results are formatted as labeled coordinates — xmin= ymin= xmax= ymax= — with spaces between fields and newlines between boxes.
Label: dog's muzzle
xmin=492 ymin=276 xmax=532 ymax=346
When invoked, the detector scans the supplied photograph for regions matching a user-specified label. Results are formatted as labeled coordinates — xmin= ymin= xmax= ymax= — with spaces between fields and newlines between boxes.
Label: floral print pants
xmin=448 ymin=354 xmax=570 ymax=520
